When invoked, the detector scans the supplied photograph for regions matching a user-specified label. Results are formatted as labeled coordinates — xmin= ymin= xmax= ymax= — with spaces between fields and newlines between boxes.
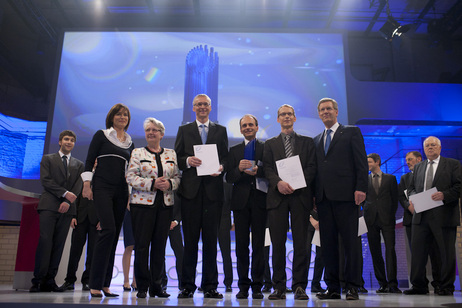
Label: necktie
xmin=425 ymin=161 xmax=434 ymax=191
xmin=62 ymin=155 xmax=68 ymax=176
xmin=199 ymin=124 xmax=207 ymax=144
xmin=284 ymin=135 xmax=293 ymax=158
xmin=324 ymin=129 xmax=332 ymax=155
xmin=372 ymin=174 xmax=380 ymax=194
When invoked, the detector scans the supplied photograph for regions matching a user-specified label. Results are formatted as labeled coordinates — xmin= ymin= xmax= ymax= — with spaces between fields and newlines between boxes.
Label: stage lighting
xmin=379 ymin=16 xmax=411 ymax=42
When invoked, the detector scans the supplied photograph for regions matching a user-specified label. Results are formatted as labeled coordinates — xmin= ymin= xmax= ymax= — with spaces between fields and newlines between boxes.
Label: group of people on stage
xmin=29 ymin=94 xmax=461 ymax=301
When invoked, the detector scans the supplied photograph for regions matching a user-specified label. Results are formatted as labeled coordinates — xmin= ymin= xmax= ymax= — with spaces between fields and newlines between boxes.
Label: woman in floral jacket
xmin=126 ymin=117 xmax=181 ymax=299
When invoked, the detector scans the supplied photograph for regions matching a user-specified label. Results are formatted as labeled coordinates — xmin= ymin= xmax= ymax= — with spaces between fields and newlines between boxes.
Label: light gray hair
xmin=143 ymin=117 xmax=165 ymax=134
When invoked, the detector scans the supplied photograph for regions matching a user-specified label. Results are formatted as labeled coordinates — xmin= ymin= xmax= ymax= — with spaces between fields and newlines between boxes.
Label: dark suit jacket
xmin=398 ymin=172 xmax=413 ymax=226
xmin=263 ymin=132 xmax=316 ymax=210
xmin=75 ymin=193 xmax=98 ymax=225
xmin=226 ymin=139 xmax=266 ymax=210
xmin=174 ymin=121 xmax=228 ymax=201
xmin=408 ymin=156 xmax=461 ymax=226
xmin=38 ymin=153 xmax=84 ymax=215
xmin=313 ymin=124 xmax=368 ymax=203
xmin=364 ymin=173 xmax=398 ymax=227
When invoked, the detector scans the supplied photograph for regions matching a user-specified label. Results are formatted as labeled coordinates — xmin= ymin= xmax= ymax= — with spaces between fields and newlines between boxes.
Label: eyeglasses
xmin=194 ymin=102 xmax=211 ymax=107
xmin=278 ymin=112 xmax=294 ymax=117
xmin=146 ymin=128 xmax=162 ymax=133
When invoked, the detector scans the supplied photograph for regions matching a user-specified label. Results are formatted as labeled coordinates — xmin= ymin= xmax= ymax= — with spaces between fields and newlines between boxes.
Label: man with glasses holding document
xmin=262 ymin=104 xmax=316 ymax=300
xmin=404 ymin=136 xmax=461 ymax=296
xmin=174 ymin=94 xmax=228 ymax=299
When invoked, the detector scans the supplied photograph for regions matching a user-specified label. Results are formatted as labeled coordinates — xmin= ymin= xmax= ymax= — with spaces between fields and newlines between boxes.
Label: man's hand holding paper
xmin=409 ymin=187 xmax=444 ymax=213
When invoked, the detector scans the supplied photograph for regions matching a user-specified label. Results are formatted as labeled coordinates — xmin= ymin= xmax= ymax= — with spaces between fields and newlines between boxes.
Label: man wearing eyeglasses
xmin=174 ymin=94 xmax=228 ymax=299
xmin=262 ymin=104 xmax=316 ymax=300
xmin=313 ymin=98 xmax=368 ymax=301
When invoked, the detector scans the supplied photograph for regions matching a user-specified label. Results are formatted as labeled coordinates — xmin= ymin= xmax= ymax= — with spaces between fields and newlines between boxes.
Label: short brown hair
xmin=59 ymin=130 xmax=76 ymax=142
xmin=367 ymin=153 xmax=381 ymax=165
xmin=239 ymin=114 xmax=259 ymax=127
xmin=277 ymin=104 xmax=295 ymax=117
xmin=317 ymin=98 xmax=338 ymax=111
xmin=106 ymin=103 xmax=131 ymax=131
xmin=406 ymin=151 xmax=422 ymax=160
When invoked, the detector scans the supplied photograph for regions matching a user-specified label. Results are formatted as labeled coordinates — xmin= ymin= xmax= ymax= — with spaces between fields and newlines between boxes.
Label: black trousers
xmin=181 ymin=186 xmax=222 ymax=292
xmin=89 ymin=181 xmax=127 ymax=289
xmin=218 ymin=205 xmax=233 ymax=288
xmin=65 ymin=216 xmax=97 ymax=284
xmin=32 ymin=210 xmax=72 ymax=286
xmin=307 ymin=230 xmax=324 ymax=288
xmin=162 ymin=224 xmax=184 ymax=289
xmin=131 ymin=203 xmax=172 ymax=293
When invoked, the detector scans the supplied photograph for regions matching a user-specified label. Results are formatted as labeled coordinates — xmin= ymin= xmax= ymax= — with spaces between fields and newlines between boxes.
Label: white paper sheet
xmin=409 ymin=187 xmax=444 ymax=213
xmin=358 ymin=216 xmax=368 ymax=236
xmin=312 ymin=230 xmax=321 ymax=247
xmin=275 ymin=155 xmax=307 ymax=190
xmin=264 ymin=228 xmax=271 ymax=246
xmin=193 ymin=144 xmax=220 ymax=176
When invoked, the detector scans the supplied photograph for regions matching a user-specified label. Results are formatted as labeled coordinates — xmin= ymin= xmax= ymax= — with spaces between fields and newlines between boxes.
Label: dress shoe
xmin=197 ymin=287 xmax=203 ymax=292
xmin=252 ymin=291 xmax=264 ymax=299
xmin=50 ymin=283 xmax=65 ymax=292
xmin=82 ymin=283 xmax=90 ymax=291
xmin=178 ymin=289 xmax=194 ymax=298
xmin=102 ymin=290 xmax=119 ymax=297
xmin=149 ymin=290 xmax=171 ymax=298
xmin=286 ymin=287 xmax=293 ymax=293
xmin=60 ymin=281 xmax=74 ymax=291
xmin=136 ymin=291 xmax=147 ymax=298
xmin=131 ymin=283 xmax=138 ymax=291
xmin=388 ymin=286 xmax=402 ymax=294
xmin=316 ymin=289 xmax=341 ymax=300
xmin=358 ymin=286 xmax=368 ymax=293
xmin=433 ymin=285 xmax=441 ymax=294
xmin=403 ymin=287 xmax=428 ymax=295
xmin=261 ymin=285 xmax=272 ymax=293
xmin=376 ymin=286 xmax=388 ymax=293
xmin=268 ymin=289 xmax=286 ymax=300
xmin=225 ymin=286 xmax=232 ymax=293
xmin=311 ymin=285 xmax=326 ymax=293
xmin=204 ymin=289 xmax=223 ymax=299
xmin=123 ymin=285 xmax=132 ymax=291
xmin=29 ymin=283 xmax=41 ymax=293
xmin=294 ymin=286 xmax=309 ymax=300
xmin=437 ymin=289 xmax=454 ymax=296
xmin=346 ymin=288 xmax=359 ymax=300
xmin=236 ymin=290 xmax=249 ymax=299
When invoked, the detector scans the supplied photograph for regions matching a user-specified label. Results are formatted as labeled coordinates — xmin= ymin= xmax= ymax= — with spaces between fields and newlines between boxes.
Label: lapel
xmin=292 ymin=133 xmax=301 ymax=156
xmin=255 ymin=139 xmax=264 ymax=161
xmin=191 ymin=122 xmax=202 ymax=144
xmin=54 ymin=153 xmax=67 ymax=178
xmin=368 ymin=173 xmax=377 ymax=197
xmin=276 ymin=134 xmax=286 ymax=160
xmin=433 ymin=157 xmax=445 ymax=186
xmin=326 ymin=124 xmax=344 ymax=155
xmin=206 ymin=121 xmax=216 ymax=144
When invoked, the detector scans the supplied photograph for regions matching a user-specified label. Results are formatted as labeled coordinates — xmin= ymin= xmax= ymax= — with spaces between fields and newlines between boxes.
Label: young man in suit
xmin=226 ymin=114 xmax=266 ymax=299
xmin=404 ymin=136 xmax=461 ymax=296
xmin=174 ymin=94 xmax=228 ymax=299
xmin=365 ymin=153 xmax=401 ymax=294
xmin=30 ymin=130 xmax=84 ymax=292
xmin=263 ymin=104 xmax=316 ymax=300
xmin=398 ymin=151 xmax=442 ymax=292
xmin=313 ymin=98 xmax=368 ymax=301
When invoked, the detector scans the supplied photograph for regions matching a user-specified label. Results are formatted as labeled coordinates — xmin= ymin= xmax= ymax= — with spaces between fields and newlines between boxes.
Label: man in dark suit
xmin=404 ymin=136 xmax=461 ymax=296
xmin=60 ymin=191 xmax=98 ymax=291
xmin=398 ymin=151 xmax=441 ymax=292
xmin=263 ymin=104 xmax=316 ymax=300
xmin=30 ymin=130 xmax=84 ymax=292
xmin=226 ymin=114 xmax=267 ymax=299
xmin=365 ymin=153 xmax=401 ymax=294
xmin=313 ymin=98 xmax=368 ymax=301
xmin=174 ymin=94 xmax=228 ymax=299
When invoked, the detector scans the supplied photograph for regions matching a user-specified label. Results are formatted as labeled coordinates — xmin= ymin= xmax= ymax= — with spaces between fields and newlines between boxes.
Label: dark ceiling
xmin=0 ymin=0 xmax=461 ymax=114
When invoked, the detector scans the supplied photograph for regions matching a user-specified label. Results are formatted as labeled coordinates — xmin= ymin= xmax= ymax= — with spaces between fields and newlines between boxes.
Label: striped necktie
xmin=284 ymin=135 xmax=293 ymax=158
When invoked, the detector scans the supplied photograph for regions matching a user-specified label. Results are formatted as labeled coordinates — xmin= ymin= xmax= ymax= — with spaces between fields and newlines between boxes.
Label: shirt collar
xmin=196 ymin=119 xmax=210 ymax=127
xmin=428 ymin=155 xmax=440 ymax=164
xmin=325 ymin=122 xmax=339 ymax=134
xmin=104 ymin=127 xmax=132 ymax=149
xmin=59 ymin=151 xmax=71 ymax=159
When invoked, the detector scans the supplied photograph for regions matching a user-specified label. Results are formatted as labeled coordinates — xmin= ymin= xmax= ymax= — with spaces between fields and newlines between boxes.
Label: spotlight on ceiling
xmin=379 ymin=16 xmax=411 ymax=42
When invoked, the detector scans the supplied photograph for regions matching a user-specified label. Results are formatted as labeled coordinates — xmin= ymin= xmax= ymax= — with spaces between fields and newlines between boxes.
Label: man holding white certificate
xmin=404 ymin=136 xmax=461 ymax=296
xmin=174 ymin=94 xmax=228 ymax=299
xmin=262 ymin=104 xmax=316 ymax=300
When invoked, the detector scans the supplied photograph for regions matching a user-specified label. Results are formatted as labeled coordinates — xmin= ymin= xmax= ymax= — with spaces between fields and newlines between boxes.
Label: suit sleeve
xmin=263 ymin=139 xmax=282 ymax=189
xmin=69 ymin=161 xmax=84 ymax=198
xmin=217 ymin=126 xmax=229 ymax=171
xmin=303 ymin=138 xmax=317 ymax=189
xmin=441 ymin=159 xmax=461 ymax=204
xmin=391 ymin=175 xmax=399 ymax=215
xmin=225 ymin=147 xmax=242 ymax=184
xmin=351 ymin=127 xmax=368 ymax=193
xmin=40 ymin=155 xmax=67 ymax=198
xmin=174 ymin=125 xmax=188 ymax=171
xmin=398 ymin=174 xmax=411 ymax=211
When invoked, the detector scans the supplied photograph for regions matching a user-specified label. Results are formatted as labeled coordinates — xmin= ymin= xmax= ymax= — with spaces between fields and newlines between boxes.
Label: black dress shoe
xmin=123 ymin=286 xmax=132 ymax=291
xmin=311 ymin=285 xmax=326 ymax=293
xmin=268 ymin=289 xmax=286 ymax=300
xmin=236 ymin=290 xmax=248 ymax=299
xmin=29 ymin=283 xmax=41 ymax=293
xmin=252 ymin=291 xmax=264 ymax=299
xmin=346 ymin=288 xmax=359 ymax=300
xmin=197 ymin=287 xmax=203 ymax=292
xmin=149 ymin=290 xmax=171 ymax=298
xmin=178 ymin=289 xmax=194 ymax=298
xmin=204 ymin=289 xmax=223 ymax=299
xmin=102 ymin=290 xmax=119 ymax=297
xmin=388 ymin=286 xmax=402 ymax=294
xmin=376 ymin=286 xmax=388 ymax=293
xmin=225 ymin=286 xmax=232 ymax=293
xmin=316 ymin=289 xmax=341 ymax=300
xmin=136 ymin=291 xmax=147 ymax=298
xmin=294 ymin=287 xmax=309 ymax=300
xmin=403 ymin=287 xmax=428 ymax=295
xmin=50 ymin=283 xmax=65 ymax=292
xmin=60 ymin=281 xmax=74 ymax=291
xmin=286 ymin=287 xmax=293 ymax=293
xmin=358 ymin=286 xmax=368 ymax=293
xmin=437 ymin=289 xmax=454 ymax=296
xmin=82 ymin=283 xmax=90 ymax=291
xmin=261 ymin=285 xmax=272 ymax=293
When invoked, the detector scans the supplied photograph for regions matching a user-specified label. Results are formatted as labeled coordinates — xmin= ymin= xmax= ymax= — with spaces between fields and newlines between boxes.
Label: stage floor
xmin=1 ymin=284 xmax=462 ymax=308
